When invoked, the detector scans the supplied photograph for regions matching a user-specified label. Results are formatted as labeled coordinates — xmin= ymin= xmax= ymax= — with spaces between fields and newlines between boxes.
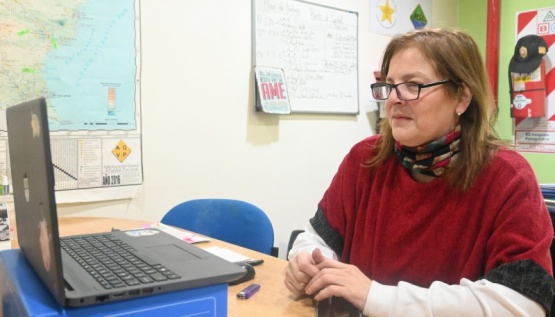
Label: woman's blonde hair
xmin=368 ymin=28 xmax=505 ymax=191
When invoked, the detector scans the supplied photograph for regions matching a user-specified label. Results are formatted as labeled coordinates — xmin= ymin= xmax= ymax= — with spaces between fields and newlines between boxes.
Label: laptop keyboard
xmin=61 ymin=234 xmax=181 ymax=289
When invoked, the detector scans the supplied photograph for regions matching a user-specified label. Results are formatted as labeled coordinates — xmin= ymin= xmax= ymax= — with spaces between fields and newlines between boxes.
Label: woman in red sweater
xmin=285 ymin=28 xmax=554 ymax=316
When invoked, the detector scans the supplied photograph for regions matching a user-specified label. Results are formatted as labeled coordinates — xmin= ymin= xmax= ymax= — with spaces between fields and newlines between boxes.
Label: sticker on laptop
xmin=125 ymin=229 xmax=160 ymax=237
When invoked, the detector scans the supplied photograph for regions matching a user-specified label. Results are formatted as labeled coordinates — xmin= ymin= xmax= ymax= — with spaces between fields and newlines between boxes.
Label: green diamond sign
xmin=410 ymin=4 xmax=428 ymax=29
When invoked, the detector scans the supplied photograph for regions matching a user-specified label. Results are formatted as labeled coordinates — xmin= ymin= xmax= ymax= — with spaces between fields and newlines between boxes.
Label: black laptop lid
xmin=6 ymin=97 xmax=66 ymax=306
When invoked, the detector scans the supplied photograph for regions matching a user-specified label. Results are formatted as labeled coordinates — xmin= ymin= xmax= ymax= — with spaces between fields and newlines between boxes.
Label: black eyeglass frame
xmin=371 ymin=79 xmax=452 ymax=101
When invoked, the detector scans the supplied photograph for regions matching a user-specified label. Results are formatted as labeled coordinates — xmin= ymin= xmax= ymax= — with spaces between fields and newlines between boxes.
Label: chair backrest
xmin=287 ymin=229 xmax=305 ymax=259
xmin=548 ymin=199 xmax=555 ymax=218
xmin=547 ymin=201 xmax=555 ymax=272
xmin=546 ymin=200 xmax=555 ymax=317
xmin=161 ymin=199 xmax=275 ymax=255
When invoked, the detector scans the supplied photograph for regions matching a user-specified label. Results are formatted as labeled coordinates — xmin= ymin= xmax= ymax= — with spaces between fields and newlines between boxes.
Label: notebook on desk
xmin=6 ymin=97 xmax=246 ymax=307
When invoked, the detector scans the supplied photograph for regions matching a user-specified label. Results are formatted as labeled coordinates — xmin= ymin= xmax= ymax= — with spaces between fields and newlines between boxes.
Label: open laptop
xmin=6 ymin=97 xmax=246 ymax=307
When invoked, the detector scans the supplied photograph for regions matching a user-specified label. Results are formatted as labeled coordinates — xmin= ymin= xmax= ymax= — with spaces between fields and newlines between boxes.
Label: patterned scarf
xmin=394 ymin=125 xmax=462 ymax=177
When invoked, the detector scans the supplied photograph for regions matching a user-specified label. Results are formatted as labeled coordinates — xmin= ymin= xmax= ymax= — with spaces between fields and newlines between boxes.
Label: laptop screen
xmin=6 ymin=97 xmax=66 ymax=306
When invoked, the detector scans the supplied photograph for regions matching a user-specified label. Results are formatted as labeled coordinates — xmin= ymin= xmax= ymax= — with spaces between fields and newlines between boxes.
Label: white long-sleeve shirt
xmin=288 ymin=223 xmax=546 ymax=317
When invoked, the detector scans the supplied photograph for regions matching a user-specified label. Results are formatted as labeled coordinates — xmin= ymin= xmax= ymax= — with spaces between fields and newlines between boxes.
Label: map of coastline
xmin=0 ymin=0 xmax=138 ymax=131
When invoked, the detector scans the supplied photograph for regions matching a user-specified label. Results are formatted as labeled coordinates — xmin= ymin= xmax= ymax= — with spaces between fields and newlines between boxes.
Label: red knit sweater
xmin=319 ymin=136 xmax=553 ymax=288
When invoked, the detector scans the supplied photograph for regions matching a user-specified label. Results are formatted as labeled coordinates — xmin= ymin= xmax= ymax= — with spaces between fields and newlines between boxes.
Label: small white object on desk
xmin=144 ymin=222 xmax=211 ymax=244
xmin=203 ymin=246 xmax=251 ymax=263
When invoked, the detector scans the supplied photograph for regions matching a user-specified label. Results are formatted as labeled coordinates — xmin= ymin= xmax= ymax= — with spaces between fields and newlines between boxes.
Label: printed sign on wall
xmin=254 ymin=67 xmax=291 ymax=114
xmin=513 ymin=7 xmax=555 ymax=153
xmin=369 ymin=0 xmax=432 ymax=36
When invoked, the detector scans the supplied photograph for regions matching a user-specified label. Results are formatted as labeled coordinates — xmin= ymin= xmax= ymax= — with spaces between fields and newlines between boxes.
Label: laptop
xmin=6 ymin=97 xmax=246 ymax=307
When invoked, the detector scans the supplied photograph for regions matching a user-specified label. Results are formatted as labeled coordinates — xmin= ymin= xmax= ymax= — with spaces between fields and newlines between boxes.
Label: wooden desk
xmin=13 ymin=217 xmax=315 ymax=317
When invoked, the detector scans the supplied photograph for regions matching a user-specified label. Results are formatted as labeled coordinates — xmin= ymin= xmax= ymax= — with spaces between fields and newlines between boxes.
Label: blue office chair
xmin=161 ymin=199 xmax=277 ymax=256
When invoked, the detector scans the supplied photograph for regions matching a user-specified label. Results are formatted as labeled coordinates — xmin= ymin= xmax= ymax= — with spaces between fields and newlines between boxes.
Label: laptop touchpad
xmin=147 ymin=244 xmax=201 ymax=261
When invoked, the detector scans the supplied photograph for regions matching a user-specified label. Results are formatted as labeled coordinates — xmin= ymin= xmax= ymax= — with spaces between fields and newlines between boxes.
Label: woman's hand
xmin=305 ymin=249 xmax=372 ymax=312
xmin=284 ymin=249 xmax=322 ymax=295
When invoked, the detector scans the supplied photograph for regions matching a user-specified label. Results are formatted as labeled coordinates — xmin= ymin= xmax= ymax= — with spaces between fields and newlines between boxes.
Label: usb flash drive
xmin=237 ymin=283 xmax=260 ymax=299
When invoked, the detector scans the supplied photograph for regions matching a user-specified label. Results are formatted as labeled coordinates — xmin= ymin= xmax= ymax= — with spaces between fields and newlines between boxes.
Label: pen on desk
xmin=244 ymin=259 xmax=264 ymax=266
xmin=237 ymin=283 xmax=260 ymax=299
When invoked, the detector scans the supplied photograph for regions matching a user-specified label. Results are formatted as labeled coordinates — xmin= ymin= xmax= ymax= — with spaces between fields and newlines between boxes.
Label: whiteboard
xmin=253 ymin=0 xmax=359 ymax=114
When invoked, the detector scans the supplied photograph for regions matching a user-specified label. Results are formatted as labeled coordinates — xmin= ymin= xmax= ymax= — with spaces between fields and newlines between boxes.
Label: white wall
xmin=57 ymin=0 xmax=457 ymax=258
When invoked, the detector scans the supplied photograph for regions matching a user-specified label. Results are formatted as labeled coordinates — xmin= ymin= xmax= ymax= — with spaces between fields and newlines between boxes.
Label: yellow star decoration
xmin=380 ymin=0 xmax=395 ymax=24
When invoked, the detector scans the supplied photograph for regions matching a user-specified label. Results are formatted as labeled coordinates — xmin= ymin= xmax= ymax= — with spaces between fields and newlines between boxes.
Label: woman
xmin=284 ymin=28 xmax=554 ymax=316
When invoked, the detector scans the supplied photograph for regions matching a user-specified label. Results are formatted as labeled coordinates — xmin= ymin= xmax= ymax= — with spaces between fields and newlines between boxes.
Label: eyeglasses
xmin=371 ymin=79 xmax=452 ymax=101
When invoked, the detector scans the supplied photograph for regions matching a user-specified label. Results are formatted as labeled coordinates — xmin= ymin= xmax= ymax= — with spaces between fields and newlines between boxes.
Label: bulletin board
xmin=252 ymin=0 xmax=359 ymax=114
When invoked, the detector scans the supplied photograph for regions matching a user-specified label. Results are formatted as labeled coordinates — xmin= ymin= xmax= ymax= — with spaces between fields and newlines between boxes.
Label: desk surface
xmin=12 ymin=217 xmax=314 ymax=317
